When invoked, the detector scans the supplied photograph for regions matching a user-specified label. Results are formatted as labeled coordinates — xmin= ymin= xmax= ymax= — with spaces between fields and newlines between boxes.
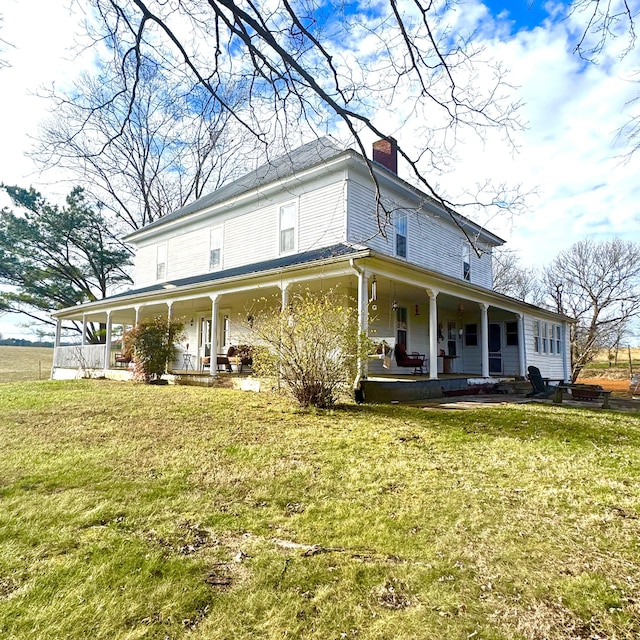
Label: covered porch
xmin=50 ymin=249 xmax=564 ymax=388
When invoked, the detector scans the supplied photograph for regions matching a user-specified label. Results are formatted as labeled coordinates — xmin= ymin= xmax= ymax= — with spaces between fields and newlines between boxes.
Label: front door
xmin=489 ymin=323 xmax=502 ymax=374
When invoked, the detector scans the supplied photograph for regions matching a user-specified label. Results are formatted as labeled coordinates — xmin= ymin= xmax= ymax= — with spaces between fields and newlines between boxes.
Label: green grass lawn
xmin=1 ymin=380 xmax=640 ymax=639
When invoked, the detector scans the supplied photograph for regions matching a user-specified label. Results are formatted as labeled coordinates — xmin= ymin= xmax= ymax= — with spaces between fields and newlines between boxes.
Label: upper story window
xmin=462 ymin=244 xmax=471 ymax=281
xmin=209 ymin=227 xmax=223 ymax=271
xmin=395 ymin=211 xmax=407 ymax=258
xmin=156 ymin=243 xmax=167 ymax=281
xmin=279 ymin=202 xmax=297 ymax=254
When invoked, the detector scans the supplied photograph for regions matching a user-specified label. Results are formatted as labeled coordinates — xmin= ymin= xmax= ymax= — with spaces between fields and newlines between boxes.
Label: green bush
xmin=123 ymin=316 xmax=185 ymax=383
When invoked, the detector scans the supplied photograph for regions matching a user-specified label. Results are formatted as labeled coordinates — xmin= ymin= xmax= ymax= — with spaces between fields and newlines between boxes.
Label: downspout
xmin=350 ymin=258 xmax=367 ymax=401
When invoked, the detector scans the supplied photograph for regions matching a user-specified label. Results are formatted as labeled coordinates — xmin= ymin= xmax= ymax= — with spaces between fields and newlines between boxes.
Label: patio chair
xmin=394 ymin=343 xmax=425 ymax=374
xmin=526 ymin=365 xmax=556 ymax=398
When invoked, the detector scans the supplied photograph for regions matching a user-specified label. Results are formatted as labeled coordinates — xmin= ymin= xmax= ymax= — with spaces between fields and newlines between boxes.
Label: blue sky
xmin=482 ymin=0 xmax=563 ymax=31
xmin=0 ymin=0 xmax=639 ymax=340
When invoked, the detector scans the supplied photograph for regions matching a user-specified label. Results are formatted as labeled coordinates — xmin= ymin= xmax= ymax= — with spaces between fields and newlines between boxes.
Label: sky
xmin=0 ymin=0 xmax=639 ymax=339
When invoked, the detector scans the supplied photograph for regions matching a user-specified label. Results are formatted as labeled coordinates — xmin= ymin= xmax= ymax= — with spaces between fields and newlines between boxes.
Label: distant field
xmin=0 ymin=346 xmax=53 ymax=383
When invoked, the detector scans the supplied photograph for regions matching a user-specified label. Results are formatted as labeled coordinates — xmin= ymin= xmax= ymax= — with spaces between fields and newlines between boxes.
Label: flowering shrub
xmin=123 ymin=316 xmax=185 ymax=383
xmin=249 ymin=289 xmax=369 ymax=408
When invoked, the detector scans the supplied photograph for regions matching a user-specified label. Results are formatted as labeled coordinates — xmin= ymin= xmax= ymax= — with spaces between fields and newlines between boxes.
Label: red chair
xmin=394 ymin=343 xmax=425 ymax=374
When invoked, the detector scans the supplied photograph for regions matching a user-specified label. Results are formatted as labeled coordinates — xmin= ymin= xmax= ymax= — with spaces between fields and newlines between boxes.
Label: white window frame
xmin=542 ymin=322 xmax=548 ymax=354
xmin=395 ymin=211 xmax=407 ymax=258
xmin=156 ymin=242 xmax=167 ymax=281
xmin=533 ymin=320 xmax=540 ymax=353
xmin=279 ymin=201 xmax=297 ymax=254
xmin=555 ymin=325 xmax=562 ymax=355
xmin=209 ymin=226 xmax=223 ymax=271
xmin=462 ymin=244 xmax=471 ymax=281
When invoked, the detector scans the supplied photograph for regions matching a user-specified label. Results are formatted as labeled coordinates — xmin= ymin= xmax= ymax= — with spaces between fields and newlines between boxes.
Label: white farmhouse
xmin=51 ymin=137 xmax=572 ymax=397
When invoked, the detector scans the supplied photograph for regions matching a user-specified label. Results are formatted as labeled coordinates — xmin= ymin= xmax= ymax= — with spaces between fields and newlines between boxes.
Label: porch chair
xmin=394 ymin=343 xmax=426 ymax=375
xmin=200 ymin=354 xmax=233 ymax=373
xmin=114 ymin=352 xmax=132 ymax=367
xmin=526 ymin=365 xmax=557 ymax=398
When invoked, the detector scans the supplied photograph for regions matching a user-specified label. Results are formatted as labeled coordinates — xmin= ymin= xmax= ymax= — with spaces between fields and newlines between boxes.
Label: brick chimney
xmin=372 ymin=138 xmax=398 ymax=174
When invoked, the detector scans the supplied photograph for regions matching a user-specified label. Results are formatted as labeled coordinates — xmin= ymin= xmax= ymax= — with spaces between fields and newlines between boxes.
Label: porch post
xmin=480 ymin=303 xmax=489 ymax=377
xmin=167 ymin=301 xmax=174 ymax=321
xmin=427 ymin=289 xmax=439 ymax=379
xmin=52 ymin=318 xmax=62 ymax=378
xmin=517 ymin=313 xmax=527 ymax=377
xmin=54 ymin=318 xmax=62 ymax=348
xmin=134 ymin=305 xmax=142 ymax=325
xmin=81 ymin=315 xmax=88 ymax=346
xmin=103 ymin=311 xmax=112 ymax=373
xmin=209 ymin=294 xmax=219 ymax=377
xmin=356 ymin=269 xmax=369 ymax=379
xmin=280 ymin=281 xmax=290 ymax=311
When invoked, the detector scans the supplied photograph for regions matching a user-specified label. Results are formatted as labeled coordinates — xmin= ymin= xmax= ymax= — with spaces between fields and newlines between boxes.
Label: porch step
xmin=171 ymin=373 xmax=235 ymax=388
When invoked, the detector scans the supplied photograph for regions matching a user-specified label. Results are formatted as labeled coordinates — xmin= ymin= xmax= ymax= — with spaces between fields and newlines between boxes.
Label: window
xmin=396 ymin=307 xmax=408 ymax=347
xmin=395 ymin=211 xmax=407 ymax=258
xmin=542 ymin=322 xmax=548 ymax=353
xmin=209 ymin=227 xmax=222 ymax=271
xmin=462 ymin=244 xmax=471 ymax=281
xmin=505 ymin=321 xmax=518 ymax=346
xmin=555 ymin=325 xmax=562 ymax=354
xmin=533 ymin=321 xmax=540 ymax=353
xmin=279 ymin=203 xmax=296 ymax=253
xmin=465 ymin=323 xmax=478 ymax=346
xmin=156 ymin=243 xmax=167 ymax=280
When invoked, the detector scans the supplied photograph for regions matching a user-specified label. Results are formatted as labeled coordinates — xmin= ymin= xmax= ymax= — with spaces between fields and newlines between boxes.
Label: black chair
xmin=526 ymin=365 xmax=556 ymax=398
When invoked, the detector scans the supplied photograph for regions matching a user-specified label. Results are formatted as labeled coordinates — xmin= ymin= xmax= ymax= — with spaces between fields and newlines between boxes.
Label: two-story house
xmin=51 ymin=137 xmax=572 ymax=390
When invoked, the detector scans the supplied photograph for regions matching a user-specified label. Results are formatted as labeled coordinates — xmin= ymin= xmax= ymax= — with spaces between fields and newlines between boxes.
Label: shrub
xmin=249 ymin=288 xmax=368 ymax=408
xmin=123 ymin=316 xmax=185 ymax=383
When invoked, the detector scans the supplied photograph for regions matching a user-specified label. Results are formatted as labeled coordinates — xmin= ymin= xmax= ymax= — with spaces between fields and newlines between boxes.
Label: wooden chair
xmin=526 ymin=365 xmax=563 ymax=398
xmin=394 ymin=343 xmax=425 ymax=374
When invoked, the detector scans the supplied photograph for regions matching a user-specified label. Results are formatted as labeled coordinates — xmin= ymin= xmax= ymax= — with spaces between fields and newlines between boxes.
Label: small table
xmin=182 ymin=353 xmax=194 ymax=371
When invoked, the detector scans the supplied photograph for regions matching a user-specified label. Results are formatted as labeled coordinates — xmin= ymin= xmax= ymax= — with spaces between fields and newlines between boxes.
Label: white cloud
xmin=1 ymin=0 xmax=640 ymax=340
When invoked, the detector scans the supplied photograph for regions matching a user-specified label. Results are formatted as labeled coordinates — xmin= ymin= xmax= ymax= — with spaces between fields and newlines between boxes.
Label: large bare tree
xmin=34 ymin=52 xmax=253 ymax=231
xmin=542 ymin=238 xmax=640 ymax=380
xmin=492 ymin=247 xmax=544 ymax=306
xmin=63 ymin=0 xmax=524 ymax=246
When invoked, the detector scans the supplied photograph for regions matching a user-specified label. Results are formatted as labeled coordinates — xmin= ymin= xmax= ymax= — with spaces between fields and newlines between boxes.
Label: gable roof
xmin=126 ymin=137 xmax=346 ymax=239
xmin=125 ymin=136 xmax=504 ymax=247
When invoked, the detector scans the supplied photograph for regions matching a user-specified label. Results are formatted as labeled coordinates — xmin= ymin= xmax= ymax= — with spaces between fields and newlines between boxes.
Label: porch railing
xmin=53 ymin=345 xmax=106 ymax=370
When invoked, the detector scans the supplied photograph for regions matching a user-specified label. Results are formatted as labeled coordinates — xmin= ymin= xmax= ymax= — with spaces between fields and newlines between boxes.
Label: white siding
xmin=524 ymin=315 xmax=569 ymax=380
xmin=134 ymin=245 xmax=158 ymax=288
xmin=132 ymin=174 xmax=347 ymax=283
xmin=346 ymin=174 xmax=494 ymax=287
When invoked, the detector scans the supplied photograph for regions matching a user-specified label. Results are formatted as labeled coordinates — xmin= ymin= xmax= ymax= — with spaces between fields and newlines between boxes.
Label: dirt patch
xmin=578 ymin=377 xmax=631 ymax=395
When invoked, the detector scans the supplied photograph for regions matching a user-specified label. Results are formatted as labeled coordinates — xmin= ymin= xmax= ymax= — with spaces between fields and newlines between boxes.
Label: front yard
xmin=1 ymin=379 xmax=639 ymax=639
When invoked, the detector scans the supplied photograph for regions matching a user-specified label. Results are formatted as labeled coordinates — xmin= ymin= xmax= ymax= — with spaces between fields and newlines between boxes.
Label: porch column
xmin=103 ymin=311 xmax=112 ymax=374
xmin=167 ymin=300 xmax=174 ymax=321
xmin=54 ymin=318 xmax=62 ymax=348
xmin=134 ymin=305 xmax=142 ymax=325
xmin=280 ymin=281 xmax=290 ymax=311
xmin=209 ymin=294 xmax=219 ymax=377
xmin=81 ymin=315 xmax=88 ymax=346
xmin=52 ymin=318 xmax=62 ymax=378
xmin=480 ymin=303 xmax=489 ymax=377
xmin=356 ymin=269 xmax=369 ymax=379
xmin=427 ymin=289 xmax=439 ymax=379
xmin=517 ymin=313 xmax=527 ymax=377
